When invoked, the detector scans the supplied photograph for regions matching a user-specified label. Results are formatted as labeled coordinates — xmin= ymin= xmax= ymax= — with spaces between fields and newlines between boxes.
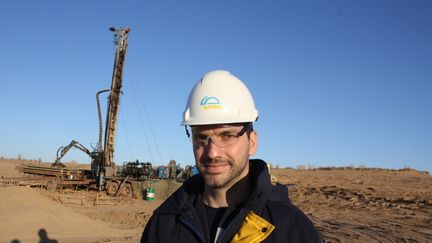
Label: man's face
xmin=191 ymin=124 xmax=257 ymax=189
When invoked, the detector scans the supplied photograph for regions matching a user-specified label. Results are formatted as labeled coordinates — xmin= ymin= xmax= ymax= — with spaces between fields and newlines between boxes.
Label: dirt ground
xmin=0 ymin=158 xmax=431 ymax=243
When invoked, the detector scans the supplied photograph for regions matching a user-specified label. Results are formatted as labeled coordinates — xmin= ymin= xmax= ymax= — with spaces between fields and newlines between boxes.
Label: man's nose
xmin=204 ymin=138 xmax=222 ymax=159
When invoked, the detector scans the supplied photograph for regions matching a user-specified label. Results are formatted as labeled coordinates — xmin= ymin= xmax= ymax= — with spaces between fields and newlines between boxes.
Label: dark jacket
xmin=141 ymin=159 xmax=321 ymax=243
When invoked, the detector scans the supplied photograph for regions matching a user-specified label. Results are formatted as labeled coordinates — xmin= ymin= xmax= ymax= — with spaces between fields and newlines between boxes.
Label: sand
xmin=1 ymin=158 xmax=431 ymax=242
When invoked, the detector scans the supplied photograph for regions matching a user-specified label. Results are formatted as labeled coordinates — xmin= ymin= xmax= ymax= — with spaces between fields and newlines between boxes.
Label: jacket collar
xmin=154 ymin=159 xmax=281 ymax=215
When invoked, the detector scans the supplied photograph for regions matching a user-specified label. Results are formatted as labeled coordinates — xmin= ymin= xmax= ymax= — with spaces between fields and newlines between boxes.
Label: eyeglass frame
xmin=185 ymin=123 xmax=253 ymax=148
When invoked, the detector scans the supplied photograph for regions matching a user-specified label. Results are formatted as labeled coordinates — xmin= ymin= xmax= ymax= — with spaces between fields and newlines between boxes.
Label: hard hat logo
xmin=200 ymin=96 xmax=222 ymax=110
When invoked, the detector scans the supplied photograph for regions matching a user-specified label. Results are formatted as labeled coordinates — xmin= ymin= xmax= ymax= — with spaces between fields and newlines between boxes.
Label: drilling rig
xmin=14 ymin=27 xmax=193 ymax=196
xmin=51 ymin=27 xmax=135 ymax=196
xmin=94 ymin=26 xmax=130 ymax=190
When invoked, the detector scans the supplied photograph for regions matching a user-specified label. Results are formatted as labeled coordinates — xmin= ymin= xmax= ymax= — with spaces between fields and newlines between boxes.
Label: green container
xmin=146 ymin=188 xmax=155 ymax=201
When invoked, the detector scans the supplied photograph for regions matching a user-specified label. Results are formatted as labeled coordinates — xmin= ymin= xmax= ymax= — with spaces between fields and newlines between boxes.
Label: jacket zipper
xmin=215 ymin=209 xmax=250 ymax=243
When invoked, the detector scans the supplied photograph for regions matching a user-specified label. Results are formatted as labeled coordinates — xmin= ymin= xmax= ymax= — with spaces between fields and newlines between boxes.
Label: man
xmin=141 ymin=70 xmax=321 ymax=242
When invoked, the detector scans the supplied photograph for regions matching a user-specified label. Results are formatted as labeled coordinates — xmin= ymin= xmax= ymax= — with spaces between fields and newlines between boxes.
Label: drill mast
xmin=102 ymin=27 xmax=131 ymax=174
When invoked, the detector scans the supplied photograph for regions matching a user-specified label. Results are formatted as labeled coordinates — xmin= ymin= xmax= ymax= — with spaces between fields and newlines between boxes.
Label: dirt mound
xmin=0 ymin=159 xmax=179 ymax=242
xmin=273 ymin=168 xmax=432 ymax=242
xmin=0 ymin=187 xmax=136 ymax=242
xmin=0 ymin=158 xmax=33 ymax=177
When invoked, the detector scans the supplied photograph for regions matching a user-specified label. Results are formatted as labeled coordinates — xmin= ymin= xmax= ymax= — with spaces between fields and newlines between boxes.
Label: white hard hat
xmin=182 ymin=70 xmax=259 ymax=126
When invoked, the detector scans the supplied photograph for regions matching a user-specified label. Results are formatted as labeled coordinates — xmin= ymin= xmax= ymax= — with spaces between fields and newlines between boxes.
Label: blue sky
xmin=1 ymin=1 xmax=431 ymax=173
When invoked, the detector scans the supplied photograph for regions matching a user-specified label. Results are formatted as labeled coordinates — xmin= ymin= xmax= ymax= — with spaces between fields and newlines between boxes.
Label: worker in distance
xmin=141 ymin=70 xmax=321 ymax=242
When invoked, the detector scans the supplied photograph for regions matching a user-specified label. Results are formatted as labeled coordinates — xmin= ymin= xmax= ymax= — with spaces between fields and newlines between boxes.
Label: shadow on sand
xmin=10 ymin=228 xmax=58 ymax=243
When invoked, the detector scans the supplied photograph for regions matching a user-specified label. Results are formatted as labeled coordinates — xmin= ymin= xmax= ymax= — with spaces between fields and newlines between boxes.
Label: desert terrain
xmin=0 ymin=158 xmax=431 ymax=243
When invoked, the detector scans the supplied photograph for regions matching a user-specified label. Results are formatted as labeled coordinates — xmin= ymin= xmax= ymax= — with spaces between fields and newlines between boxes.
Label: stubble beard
xmin=199 ymin=157 xmax=249 ymax=189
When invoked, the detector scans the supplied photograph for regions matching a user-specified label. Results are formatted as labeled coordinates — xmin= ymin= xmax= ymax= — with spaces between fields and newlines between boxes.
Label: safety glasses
xmin=189 ymin=123 xmax=252 ymax=148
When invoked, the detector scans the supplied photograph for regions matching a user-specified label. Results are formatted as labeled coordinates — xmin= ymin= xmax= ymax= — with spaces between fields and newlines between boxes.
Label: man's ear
xmin=248 ymin=131 xmax=258 ymax=155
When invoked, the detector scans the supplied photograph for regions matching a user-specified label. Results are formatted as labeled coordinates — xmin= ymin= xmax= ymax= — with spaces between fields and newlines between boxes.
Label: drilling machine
xmin=53 ymin=27 xmax=133 ymax=196
xmin=20 ymin=27 xmax=191 ymax=196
